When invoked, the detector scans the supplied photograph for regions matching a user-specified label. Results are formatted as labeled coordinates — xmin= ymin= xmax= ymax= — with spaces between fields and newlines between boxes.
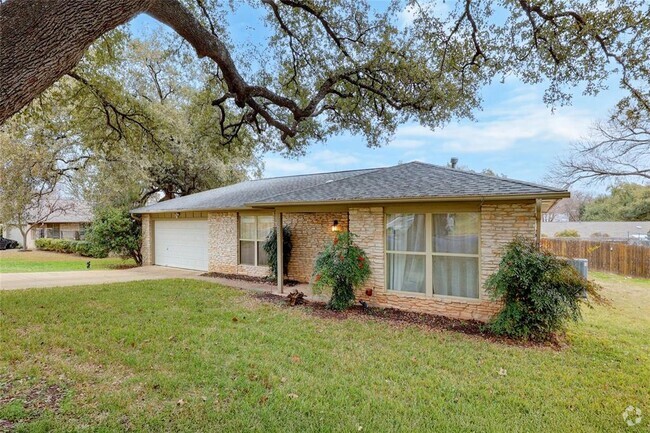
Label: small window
xmin=385 ymin=214 xmax=426 ymax=293
xmin=239 ymin=215 xmax=274 ymax=266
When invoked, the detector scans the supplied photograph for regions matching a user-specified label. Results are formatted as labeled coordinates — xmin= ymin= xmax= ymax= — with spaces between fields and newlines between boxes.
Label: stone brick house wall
xmin=283 ymin=212 xmax=348 ymax=282
xmin=139 ymin=201 xmax=539 ymax=322
xmin=208 ymin=211 xmax=268 ymax=277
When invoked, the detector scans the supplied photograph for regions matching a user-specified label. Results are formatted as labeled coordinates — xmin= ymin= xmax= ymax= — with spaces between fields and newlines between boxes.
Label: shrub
xmin=86 ymin=207 xmax=142 ymax=265
xmin=312 ymin=231 xmax=371 ymax=311
xmin=485 ymin=237 xmax=604 ymax=340
xmin=554 ymin=229 xmax=580 ymax=238
xmin=262 ymin=225 xmax=292 ymax=279
xmin=74 ymin=241 xmax=109 ymax=258
xmin=35 ymin=238 xmax=107 ymax=258
xmin=36 ymin=238 xmax=75 ymax=253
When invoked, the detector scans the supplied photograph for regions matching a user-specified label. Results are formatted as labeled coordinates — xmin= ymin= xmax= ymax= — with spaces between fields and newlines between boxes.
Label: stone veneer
xmin=480 ymin=202 xmax=537 ymax=294
xmin=141 ymin=214 xmax=154 ymax=266
xmin=208 ymin=211 xmax=268 ymax=277
xmin=283 ymin=212 xmax=348 ymax=282
xmin=353 ymin=202 xmax=538 ymax=322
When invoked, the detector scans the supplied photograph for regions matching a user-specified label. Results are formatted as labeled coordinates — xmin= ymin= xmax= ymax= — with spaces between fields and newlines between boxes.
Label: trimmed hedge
xmin=35 ymin=238 xmax=108 ymax=258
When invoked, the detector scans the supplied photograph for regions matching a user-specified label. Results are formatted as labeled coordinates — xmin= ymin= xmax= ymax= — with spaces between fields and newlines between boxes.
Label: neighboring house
xmin=131 ymin=161 xmax=568 ymax=321
xmin=542 ymin=221 xmax=650 ymax=240
xmin=2 ymin=202 xmax=93 ymax=249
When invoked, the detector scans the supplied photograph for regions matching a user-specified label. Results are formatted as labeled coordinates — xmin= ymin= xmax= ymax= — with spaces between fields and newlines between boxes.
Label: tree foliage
xmin=312 ymin=231 xmax=371 ymax=311
xmin=0 ymin=130 xmax=81 ymax=249
xmin=485 ymin=237 xmax=604 ymax=340
xmin=554 ymin=229 xmax=580 ymax=238
xmin=581 ymin=183 xmax=650 ymax=221
xmin=2 ymin=0 xmax=650 ymax=154
xmin=85 ymin=207 xmax=142 ymax=265
xmin=6 ymin=30 xmax=261 ymax=210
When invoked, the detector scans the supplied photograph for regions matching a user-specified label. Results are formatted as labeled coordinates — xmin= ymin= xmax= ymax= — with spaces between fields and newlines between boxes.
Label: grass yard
xmin=0 ymin=250 xmax=136 ymax=273
xmin=0 ymin=273 xmax=648 ymax=432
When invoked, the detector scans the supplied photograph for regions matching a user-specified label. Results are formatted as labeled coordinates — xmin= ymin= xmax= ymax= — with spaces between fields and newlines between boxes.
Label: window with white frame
xmin=386 ymin=212 xmax=480 ymax=298
xmin=239 ymin=215 xmax=274 ymax=266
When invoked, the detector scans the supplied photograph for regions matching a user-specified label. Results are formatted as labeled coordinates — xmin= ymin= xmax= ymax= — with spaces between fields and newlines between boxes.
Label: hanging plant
xmin=312 ymin=231 xmax=371 ymax=311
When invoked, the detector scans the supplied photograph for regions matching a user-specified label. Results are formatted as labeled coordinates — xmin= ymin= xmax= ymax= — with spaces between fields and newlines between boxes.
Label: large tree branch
xmin=0 ymin=0 xmax=152 ymax=123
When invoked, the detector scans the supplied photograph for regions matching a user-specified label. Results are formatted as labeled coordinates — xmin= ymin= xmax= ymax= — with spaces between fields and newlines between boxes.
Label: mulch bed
xmin=253 ymin=292 xmax=565 ymax=350
xmin=200 ymin=272 xmax=301 ymax=287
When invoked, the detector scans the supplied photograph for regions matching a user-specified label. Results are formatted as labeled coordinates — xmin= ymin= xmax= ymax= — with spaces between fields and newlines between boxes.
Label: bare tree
xmin=554 ymin=112 xmax=650 ymax=185
xmin=2 ymin=0 xmax=650 ymax=151
xmin=543 ymin=191 xmax=593 ymax=222
xmin=8 ymin=197 xmax=75 ymax=251
xmin=0 ymin=133 xmax=83 ymax=250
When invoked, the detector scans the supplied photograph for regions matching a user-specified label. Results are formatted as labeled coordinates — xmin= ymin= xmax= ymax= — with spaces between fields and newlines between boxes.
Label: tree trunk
xmin=20 ymin=228 xmax=29 ymax=251
xmin=0 ymin=0 xmax=250 ymax=125
xmin=0 ymin=0 xmax=152 ymax=123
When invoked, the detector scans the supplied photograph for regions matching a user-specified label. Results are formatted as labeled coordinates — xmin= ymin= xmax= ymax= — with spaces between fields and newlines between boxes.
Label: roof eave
xmin=246 ymin=191 xmax=571 ymax=208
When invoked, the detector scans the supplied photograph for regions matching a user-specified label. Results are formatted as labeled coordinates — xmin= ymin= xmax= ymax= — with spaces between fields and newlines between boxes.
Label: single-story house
xmin=131 ymin=161 xmax=569 ymax=321
xmin=2 ymin=202 xmax=93 ymax=249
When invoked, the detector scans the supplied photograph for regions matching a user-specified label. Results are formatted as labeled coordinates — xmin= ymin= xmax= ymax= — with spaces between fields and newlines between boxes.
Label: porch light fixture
xmin=331 ymin=220 xmax=340 ymax=232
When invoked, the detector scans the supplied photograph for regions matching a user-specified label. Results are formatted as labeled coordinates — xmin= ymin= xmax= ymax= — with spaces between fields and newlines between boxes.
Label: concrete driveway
xmin=0 ymin=266 xmax=209 ymax=290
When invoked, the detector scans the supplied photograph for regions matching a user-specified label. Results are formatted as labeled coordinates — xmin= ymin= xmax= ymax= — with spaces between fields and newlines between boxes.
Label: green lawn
xmin=0 ymin=250 xmax=136 ymax=273
xmin=0 ymin=274 xmax=648 ymax=432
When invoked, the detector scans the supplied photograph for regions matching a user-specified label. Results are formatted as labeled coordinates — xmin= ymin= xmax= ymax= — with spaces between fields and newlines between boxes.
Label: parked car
xmin=0 ymin=236 xmax=19 ymax=250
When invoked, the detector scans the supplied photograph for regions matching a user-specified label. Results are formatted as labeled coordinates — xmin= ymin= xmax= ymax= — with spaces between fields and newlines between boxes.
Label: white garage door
xmin=154 ymin=220 xmax=209 ymax=271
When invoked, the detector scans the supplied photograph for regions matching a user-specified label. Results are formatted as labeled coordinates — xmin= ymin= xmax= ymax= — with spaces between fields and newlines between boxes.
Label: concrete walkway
xmin=0 ymin=266 xmax=211 ymax=290
xmin=0 ymin=266 xmax=312 ymax=296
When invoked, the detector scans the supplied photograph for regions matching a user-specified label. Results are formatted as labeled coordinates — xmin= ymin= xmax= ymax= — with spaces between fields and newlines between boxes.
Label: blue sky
xmin=130 ymin=5 xmax=625 ymax=193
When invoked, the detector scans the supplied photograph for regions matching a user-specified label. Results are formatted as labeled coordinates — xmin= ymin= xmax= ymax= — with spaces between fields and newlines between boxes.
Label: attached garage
xmin=154 ymin=219 xmax=209 ymax=271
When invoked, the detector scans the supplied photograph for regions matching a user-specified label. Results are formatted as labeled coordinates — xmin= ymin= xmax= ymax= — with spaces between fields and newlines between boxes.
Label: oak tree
xmin=2 ymin=0 xmax=649 ymax=152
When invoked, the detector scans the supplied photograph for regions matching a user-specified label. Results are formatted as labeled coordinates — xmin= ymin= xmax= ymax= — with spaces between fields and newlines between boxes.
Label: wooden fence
xmin=541 ymin=238 xmax=650 ymax=278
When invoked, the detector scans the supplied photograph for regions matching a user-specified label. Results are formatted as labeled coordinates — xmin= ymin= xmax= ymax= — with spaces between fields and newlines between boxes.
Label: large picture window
xmin=386 ymin=212 xmax=480 ymax=298
xmin=239 ymin=215 xmax=274 ymax=266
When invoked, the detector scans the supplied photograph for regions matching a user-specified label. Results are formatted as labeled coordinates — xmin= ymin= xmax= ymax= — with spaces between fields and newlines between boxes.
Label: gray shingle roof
xmin=130 ymin=168 xmax=376 ymax=213
xmin=27 ymin=201 xmax=93 ymax=223
xmin=253 ymin=162 xmax=567 ymax=205
xmin=132 ymin=161 xmax=568 ymax=213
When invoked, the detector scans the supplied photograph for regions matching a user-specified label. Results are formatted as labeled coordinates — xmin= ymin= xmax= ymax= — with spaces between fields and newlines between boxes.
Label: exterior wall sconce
xmin=331 ymin=219 xmax=341 ymax=232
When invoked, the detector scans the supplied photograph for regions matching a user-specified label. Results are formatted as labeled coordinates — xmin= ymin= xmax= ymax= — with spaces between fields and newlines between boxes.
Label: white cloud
xmin=390 ymin=138 xmax=427 ymax=149
xmin=309 ymin=149 xmax=360 ymax=166
xmin=263 ymin=158 xmax=314 ymax=177
xmin=398 ymin=1 xmax=451 ymax=27
xmin=391 ymin=91 xmax=593 ymax=153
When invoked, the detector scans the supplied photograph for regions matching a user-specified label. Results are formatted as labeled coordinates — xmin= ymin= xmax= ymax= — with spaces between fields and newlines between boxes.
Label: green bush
xmin=35 ymin=238 xmax=108 ymax=258
xmin=35 ymin=238 xmax=75 ymax=253
xmin=86 ymin=207 xmax=142 ymax=265
xmin=554 ymin=229 xmax=580 ymax=238
xmin=312 ymin=231 xmax=371 ymax=311
xmin=262 ymin=225 xmax=292 ymax=279
xmin=74 ymin=241 xmax=109 ymax=258
xmin=485 ymin=237 xmax=604 ymax=340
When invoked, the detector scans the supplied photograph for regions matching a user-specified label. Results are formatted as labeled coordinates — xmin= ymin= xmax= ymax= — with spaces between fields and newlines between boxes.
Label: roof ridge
xmin=248 ymin=166 xmax=375 ymax=182
xmin=252 ymin=166 xmax=385 ymax=204
xmin=407 ymin=160 xmax=565 ymax=193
